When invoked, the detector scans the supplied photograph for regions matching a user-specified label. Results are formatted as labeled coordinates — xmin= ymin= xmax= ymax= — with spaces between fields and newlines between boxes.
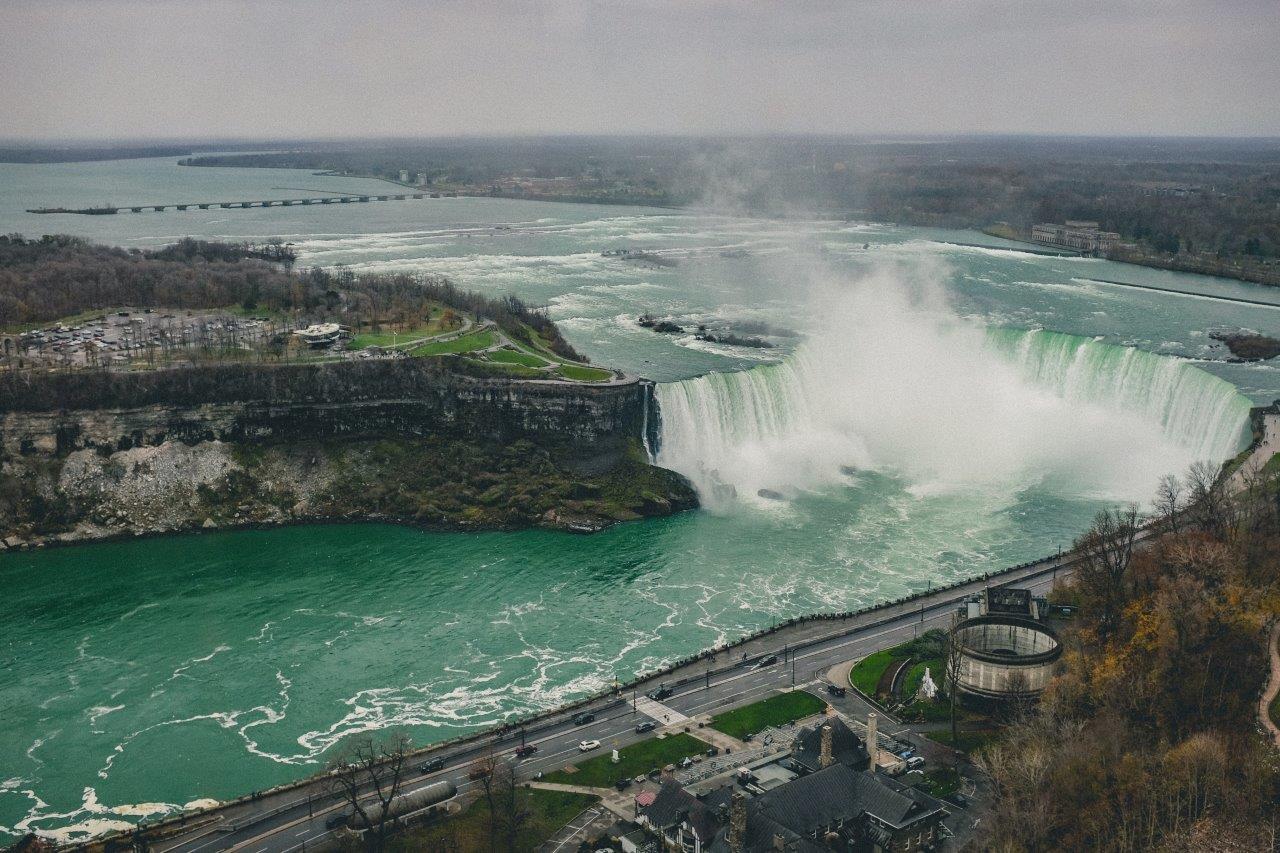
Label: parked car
xmin=906 ymin=756 xmax=926 ymax=770
xmin=579 ymin=739 xmax=601 ymax=752
xmin=635 ymin=721 xmax=656 ymax=734
xmin=647 ymin=685 xmax=674 ymax=701
xmin=634 ymin=774 xmax=648 ymax=784
xmin=514 ymin=744 xmax=538 ymax=758
xmin=706 ymin=746 xmax=720 ymax=757
xmin=742 ymin=732 xmax=754 ymax=742
xmin=679 ymin=757 xmax=694 ymax=768
xmin=825 ymin=684 xmax=847 ymax=697
xmin=573 ymin=712 xmax=596 ymax=726
xmin=614 ymin=778 xmax=633 ymax=791
xmin=418 ymin=757 xmax=446 ymax=774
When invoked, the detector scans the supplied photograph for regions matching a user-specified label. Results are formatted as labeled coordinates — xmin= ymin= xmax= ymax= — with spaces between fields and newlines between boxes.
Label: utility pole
xmin=791 ymin=657 xmax=796 ymax=687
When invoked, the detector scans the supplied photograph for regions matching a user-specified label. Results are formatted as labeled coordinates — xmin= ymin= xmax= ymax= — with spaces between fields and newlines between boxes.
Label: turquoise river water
xmin=2 ymin=157 xmax=1279 ymax=841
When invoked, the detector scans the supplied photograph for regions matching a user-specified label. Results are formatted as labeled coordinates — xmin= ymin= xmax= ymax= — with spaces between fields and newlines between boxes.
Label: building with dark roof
xmin=791 ymin=715 xmax=870 ymax=775
xmin=641 ymin=762 xmax=948 ymax=853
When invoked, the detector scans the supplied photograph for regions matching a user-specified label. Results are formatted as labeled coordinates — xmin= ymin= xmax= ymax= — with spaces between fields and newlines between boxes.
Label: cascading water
xmin=656 ymin=281 xmax=1251 ymax=510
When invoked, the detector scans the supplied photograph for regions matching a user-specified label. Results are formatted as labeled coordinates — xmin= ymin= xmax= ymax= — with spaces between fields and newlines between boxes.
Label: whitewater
xmin=657 ymin=271 xmax=1251 ymax=511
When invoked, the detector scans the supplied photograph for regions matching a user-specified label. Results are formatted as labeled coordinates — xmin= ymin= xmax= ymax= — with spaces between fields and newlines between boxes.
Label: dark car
xmin=324 ymin=812 xmax=350 ymax=831
xmin=754 ymin=654 xmax=778 ymax=668
xmin=614 ymin=778 xmax=633 ymax=791
xmin=635 ymin=721 xmax=657 ymax=734
xmin=515 ymin=744 xmax=538 ymax=758
xmin=418 ymin=757 xmax=446 ymax=774
xmin=573 ymin=711 xmax=595 ymax=726
xmin=825 ymin=684 xmax=847 ymax=697
xmin=647 ymin=685 xmax=674 ymax=701
xmin=706 ymin=746 xmax=720 ymax=757
xmin=742 ymin=732 xmax=754 ymax=742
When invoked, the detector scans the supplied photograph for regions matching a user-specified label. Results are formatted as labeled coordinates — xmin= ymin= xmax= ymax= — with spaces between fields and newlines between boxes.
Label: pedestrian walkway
xmin=634 ymin=694 xmax=688 ymax=725
xmin=528 ymin=781 xmax=634 ymax=820
xmin=1260 ymin=622 xmax=1280 ymax=749
xmin=682 ymin=717 xmax=744 ymax=752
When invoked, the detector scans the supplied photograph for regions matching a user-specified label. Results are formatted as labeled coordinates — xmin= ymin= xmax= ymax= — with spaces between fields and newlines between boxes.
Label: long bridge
xmin=27 ymin=193 xmax=431 ymax=215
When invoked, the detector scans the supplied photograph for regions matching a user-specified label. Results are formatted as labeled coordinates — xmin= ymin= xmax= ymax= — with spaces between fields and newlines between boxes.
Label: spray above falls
xmin=655 ymin=275 xmax=1251 ymax=510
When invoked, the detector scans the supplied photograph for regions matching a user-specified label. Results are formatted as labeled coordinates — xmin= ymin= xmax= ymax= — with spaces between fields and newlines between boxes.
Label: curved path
xmin=1261 ymin=622 xmax=1280 ymax=749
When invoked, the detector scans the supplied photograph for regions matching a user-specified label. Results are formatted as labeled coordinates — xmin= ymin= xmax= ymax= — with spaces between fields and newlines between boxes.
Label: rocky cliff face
xmin=0 ymin=361 xmax=694 ymax=548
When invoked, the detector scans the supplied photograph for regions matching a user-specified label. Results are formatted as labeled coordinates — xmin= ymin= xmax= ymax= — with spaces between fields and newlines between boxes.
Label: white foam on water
xmin=656 ymin=264 xmax=1251 ymax=512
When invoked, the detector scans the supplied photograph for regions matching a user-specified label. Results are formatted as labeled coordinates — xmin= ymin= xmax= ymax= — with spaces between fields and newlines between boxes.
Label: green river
xmin=1 ymin=157 xmax=1278 ymax=841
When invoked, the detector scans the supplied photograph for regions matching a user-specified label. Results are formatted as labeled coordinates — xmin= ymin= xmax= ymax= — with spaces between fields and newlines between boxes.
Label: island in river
xmin=0 ymin=237 xmax=695 ymax=550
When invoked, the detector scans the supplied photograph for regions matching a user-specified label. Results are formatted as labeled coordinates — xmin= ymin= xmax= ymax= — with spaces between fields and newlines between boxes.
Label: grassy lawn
xmin=914 ymin=765 xmax=962 ymax=798
xmin=460 ymin=358 xmax=544 ymax=378
xmin=391 ymin=787 xmax=597 ymax=853
xmin=349 ymin=317 xmax=456 ymax=350
xmin=902 ymin=658 xmax=943 ymax=699
xmin=924 ymin=727 xmax=1000 ymax=755
xmin=849 ymin=649 xmax=898 ymax=695
xmin=556 ymin=364 xmax=613 ymax=382
xmin=409 ymin=330 xmax=494 ymax=356
xmin=709 ymin=691 xmax=826 ymax=740
xmin=488 ymin=347 xmax=550 ymax=368
xmin=543 ymin=733 xmax=709 ymax=788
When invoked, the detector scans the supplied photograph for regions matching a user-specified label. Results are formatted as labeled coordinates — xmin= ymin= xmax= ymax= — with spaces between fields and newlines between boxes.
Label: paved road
xmin=141 ymin=551 xmax=1079 ymax=853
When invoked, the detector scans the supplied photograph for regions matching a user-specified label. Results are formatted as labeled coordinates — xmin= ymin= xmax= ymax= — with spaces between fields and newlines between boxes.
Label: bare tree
xmin=1154 ymin=474 xmax=1184 ymax=534
xmin=1185 ymin=460 xmax=1232 ymax=540
xmin=944 ymin=613 xmax=966 ymax=746
xmin=327 ymin=734 xmax=413 ymax=853
xmin=1073 ymin=504 xmax=1140 ymax=638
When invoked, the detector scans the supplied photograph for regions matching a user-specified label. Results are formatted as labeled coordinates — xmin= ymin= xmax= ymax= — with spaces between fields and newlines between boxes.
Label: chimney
xmin=818 ymin=724 xmax=834 ymax=769
xmin=773 ymin=833 xmax=787 ymax=850
xmin=866 ymin=713 xmax=878 ymax=772
xmin=727 ymin=790 xmax=748 ymax=853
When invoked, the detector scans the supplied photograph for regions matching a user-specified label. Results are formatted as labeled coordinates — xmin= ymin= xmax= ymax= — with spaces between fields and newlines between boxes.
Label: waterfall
xmin=655 ymin=326 xmax=1251 ymax=509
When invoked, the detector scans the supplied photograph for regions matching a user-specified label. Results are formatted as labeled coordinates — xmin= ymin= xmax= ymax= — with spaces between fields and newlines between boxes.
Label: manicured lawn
xmin=544 ymin=733 xmax=709 ymax=787
xmin=709 ymin=691 xmax=826 ymax=740
xmin=461 ymin=358 xmax=544 ymax=378
xmin=488 ymin=348 xmax=549 ymax=368
xmin=349 ymin=317 xmax=454 ymax=350
xmin=914 ymin=765 xmax=962 ymax=798
xmin=556 ymin=364 xmax=613 ymax=382
xmin=924 ymin=727 xmax=1000 ymax=755
xmin=391 ymin=787 xmax=597 ymax=853
xmin=409 ymin=330 xmax=494 ymax=356
xmin=849 ymin=649 xmax=897 ymax=695
xmin=902 ymin=657 xmax=943 ymax=699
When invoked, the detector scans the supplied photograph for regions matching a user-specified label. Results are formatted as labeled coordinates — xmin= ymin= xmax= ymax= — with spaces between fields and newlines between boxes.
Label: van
xmin=906 ymin=756 xmax=926 ymax=771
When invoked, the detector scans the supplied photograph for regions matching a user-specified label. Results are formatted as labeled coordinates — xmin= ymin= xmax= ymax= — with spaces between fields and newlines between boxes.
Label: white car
xmin=578 ymin=739 xmax=601 ymax=752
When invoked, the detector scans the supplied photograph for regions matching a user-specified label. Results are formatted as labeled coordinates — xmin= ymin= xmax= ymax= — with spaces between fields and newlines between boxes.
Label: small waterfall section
xmin=655 ymin=328 xmax=1252 ymax=508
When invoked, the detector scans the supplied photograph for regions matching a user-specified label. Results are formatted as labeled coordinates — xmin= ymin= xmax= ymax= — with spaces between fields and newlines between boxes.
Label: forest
xmin=975 ymin=456 xmax=1280 ymax=851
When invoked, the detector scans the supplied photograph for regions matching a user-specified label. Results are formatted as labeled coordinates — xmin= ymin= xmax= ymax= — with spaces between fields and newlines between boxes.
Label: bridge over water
xmin=27 ymin=193 xmax=432 ymax=215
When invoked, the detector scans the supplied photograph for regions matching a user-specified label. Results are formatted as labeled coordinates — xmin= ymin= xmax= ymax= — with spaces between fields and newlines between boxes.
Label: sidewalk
xmin=1260 ymin=622 xmax=1280 ymax=749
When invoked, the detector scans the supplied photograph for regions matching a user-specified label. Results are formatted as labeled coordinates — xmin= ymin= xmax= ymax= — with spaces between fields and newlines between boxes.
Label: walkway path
xmin=1230 ymin=412 xmax=1280 ymax=491
xmin=527 ymin=781 xmax=632 ymax=821
xmin=1260 ymin=622 xmax=1280 ymax=749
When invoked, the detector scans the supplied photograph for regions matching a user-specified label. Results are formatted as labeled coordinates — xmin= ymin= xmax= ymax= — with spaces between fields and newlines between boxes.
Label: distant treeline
xmin=184 ymin=137 xmax=1280 ymax=268
xmin=0 ymin=145 xmax=195 ymax=164
xmin=0 ymin=234 xmax=583 ymax=361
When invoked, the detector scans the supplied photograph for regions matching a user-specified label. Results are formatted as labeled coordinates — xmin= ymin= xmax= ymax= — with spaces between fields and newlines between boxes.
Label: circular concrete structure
xmin=953 ymin=615 xmax=1062 ymax=702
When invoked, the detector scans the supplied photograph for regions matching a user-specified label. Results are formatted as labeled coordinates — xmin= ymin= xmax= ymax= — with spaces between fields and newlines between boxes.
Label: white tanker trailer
xmin=341 ymin=779 xmax=458 ymax=830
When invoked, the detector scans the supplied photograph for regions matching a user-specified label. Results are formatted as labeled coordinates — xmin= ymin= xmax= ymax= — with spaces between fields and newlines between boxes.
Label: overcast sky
xmin=3 ymin=0 xmax=1278 ymax=141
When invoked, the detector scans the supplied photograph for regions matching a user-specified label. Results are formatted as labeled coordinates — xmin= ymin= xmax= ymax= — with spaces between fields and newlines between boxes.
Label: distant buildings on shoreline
xmin=1031 ymin=220 xmax=1123 ymax=254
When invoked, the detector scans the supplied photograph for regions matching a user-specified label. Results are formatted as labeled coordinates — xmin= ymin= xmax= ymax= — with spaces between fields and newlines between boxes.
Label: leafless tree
xmin=327 ymin=733 xmax=413 ymax=853
xmin=1154 ymin=473 xmax=1184 ymax=534
xmin=944 ymin=613 xmax=966 ymax=745
xmin=1073 ymin=504 xmax=1140 ymax=637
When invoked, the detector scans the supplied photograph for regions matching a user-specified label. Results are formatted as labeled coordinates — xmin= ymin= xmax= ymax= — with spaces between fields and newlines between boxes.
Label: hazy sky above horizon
xmin=3 ymin=0 xmax=1279 ymax=141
